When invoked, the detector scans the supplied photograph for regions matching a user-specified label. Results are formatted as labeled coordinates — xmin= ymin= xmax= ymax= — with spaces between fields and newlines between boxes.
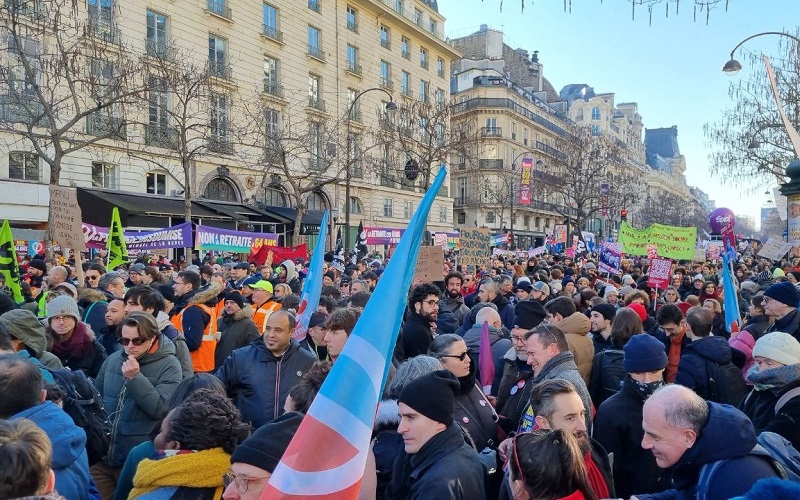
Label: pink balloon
xmin=709 ymin=207 xmax=735 ymax=233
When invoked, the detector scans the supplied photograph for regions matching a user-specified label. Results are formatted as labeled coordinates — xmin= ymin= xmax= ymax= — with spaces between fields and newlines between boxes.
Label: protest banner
xmin=433 ymin=232 xmax=448 ymax=249
xmin=460 ymin=228 xmax=491 ymax=269
xmin=250 ymin=244 xmax=308 ymax=266
xmin=492 ymin=233 xmax=510 ymax=247
xmin=553 ymin=224 xmax=567 ymax=244
xmin=363 ymin=226 xmax=405 ymax=245
xmin=531 ymin=245 xmax=547 ymax=256
xmin=646 ymin=244 xmax=659 ymax=259
xmin=83 ymin=222 xmax=193 ymax=250
xmin=708 ymin=243 xmax=721 ymax=262
xmin=433 ymin=231 xmax=460 ymax=249
xmin=618 ymin=221 xmax=697 ymax=260
xmin=599 ymin=246 xmax=621 ymax=275
xmin=581 ymin=232 xmax=596 ymax=253
xmin=195 ymin=225 xmax=279 ymax=253
xmin=518 ymin=158 xmax=533 ymax=205
xmin=758 ymin=237 xmax=794 ymax=261
xmin=413 ymin=246 xmax=444 ymax=282
xmin=48 ymin=185 xmax=86 ymax=251
xmin=694 ymin=248 xmax=706 ymax=262
xmin=648 ymin=258 xmax=673 ymax=289
xmin=605 ymin=242 xmax=623 ymax=253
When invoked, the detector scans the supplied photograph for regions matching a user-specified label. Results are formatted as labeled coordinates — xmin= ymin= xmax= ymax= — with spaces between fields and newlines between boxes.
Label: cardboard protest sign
xmin=647 ymin=258 xmax=672 ymax=289
xmin=758 ymin=237 xmax=793 ymax=261
xmin=49 ymin=185 xmax=86 ymax=251
xmin=694 ymin=248 xmax=706 ymax=262
xmin=413 ymin=246 xmax=444 ymax=282
xmin=460 ymin=228 xmax=491 ymax=268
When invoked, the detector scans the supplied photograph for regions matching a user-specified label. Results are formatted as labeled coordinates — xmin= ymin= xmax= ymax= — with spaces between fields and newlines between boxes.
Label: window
xmin=265 ymin=108 xmax=279 ymax=138
xmin=511 ymin=122 xmax=517 ymax=140
xmin=262 ymin=3 xmax=280 ymax=40
xmin=148 ymin=76 xmax=168 ymax=128
xmin=346 ymin=5 xmax=357 ymax=32
xmin=210 ymin=93 xmax=229 ymax=142
xmin=383 ymin=198 xmax=393 ymax=217
xmin=439 ymin=206 xmax=447 ymax=223
xmin=437 ymin=57 xmax=444 ymax=77
xmin=146 ymin=171 xmax=166 ymax=195
xmin=401 ymin=71 xmax=410 ymax=95
xmin=434 ymin=88 xmax=444 ymax=107
xmin=346 ymin=44 xmax=360 ymax=74
xmin=393 ymin=0 xmax=403 ymax=12
xmin=429 ymin=19 xmax=438 ymax=35
xmin=347 ymin=89 xmax=360 ymax=121
xmin=146 ymin=10 xmax=168 ymax=58
xmin=419 ymin=80 xmax=429 ymax=103
xmin=8 ymin=152 xmax=39 ymax=181
xmin=208 ymin=35 xmax=227 ymax=77
xmin=535 ymin=216 xmax=541 ymax=229
xmin=401 ymin=36 xmax=409 ymax=58
xmin=380 ymin=25 xmax=390 ymax=48
xmin=486 ymin=211 xmax=495 ymax=223
xmin=7 ymin=36 xmax=39 ymax=96
xmin=88 ymin=0 xmax=112 ymax=26
xmin=307 ymin=26 xmax=322 ymax=59
xmin=309 ymin=121 xmax=322 ymax=169
xmin=592 ymin=125 xmax=601 ymax=136
xmin=205 ymin=178 xmax=237 ymax=201
xmin=419 ymin=47 xmax=428 ymax=69
xmin=349 ymin=196 xmax=363 ymax=215
xmin=380 ymin=60 xmax=391 ymax=88
xmin=403 ymin=201 xmax=413 ymax=219
xmin=92 ymin=161 xmax=117 ymax=189
xmin=308 ymin=73 xmax=322 ymax=108
xmin=264 ymin=186 xmax=288 ymax=207
xmin=306 ymin=191 xmax=326 ymax=211
xmin=456 ymin=177 xmax=467 ymax=202
xmin=414 ymin=8 xmax=422 ymax=26
xmin=308 ymin=0 xmax=320 ymax=12
xmin=435 ymin=124 xmax=444 ymax=146
xmin=207 ymin=0 xmax=230 ymax=18
xmin=523 ymin=128 xmax=529 ymax=146
xmin=419 ymin=116 xmax=427 ymax=140
xmin=591 ymin=106 xmax=601 ymax=120
xmin=263 ymin=57 xmax=281 ymax=97
xmin=457 ymin=212 xmax=466 ymax=224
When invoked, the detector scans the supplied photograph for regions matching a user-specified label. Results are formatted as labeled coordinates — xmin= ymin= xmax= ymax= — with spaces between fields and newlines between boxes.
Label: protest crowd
xmin=5 ymin=219 xmax=800 ymax=500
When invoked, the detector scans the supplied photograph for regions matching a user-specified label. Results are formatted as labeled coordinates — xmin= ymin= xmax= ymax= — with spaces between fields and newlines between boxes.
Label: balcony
xmin=206 ymin=0 xmax=232 ymax=20
xmin=144 ymin=124 xmax=178 ymax=149
xmin=0 ymin=94 xmax=48 ymax=126
xmin=6 ymin=0 xmax=38 ymax=16
xmin=379 ymin=117 xmax=392 ymax=131
xmin=262 ymin=80 xmax=284 ymax=98
xmin=347 ymin=18 xmax=358 ymax=32
xmin=86 ymin=113 xmax=126 ymax=139
xmin=307 ymin=44 xmax=325 ymax=61
xmin=380 ymin=77 xmax=393 ymax=90
xmin=481 ymin=126 xmax=502 ymax=137
xmin=401 ymin=49 xmax=410 ymax=59
xmin=207 ymin=62 xmax=231 ymax=79
xmin=309 ymin=157 xmax=325 ymax=171
xmin=376 ymin=0 xmax=447 ymax=42
xmin=307 ymin=97 xmax=326 ymax=112
xmin=207 ymin=136 xmax=234 ymax=154
xmin=534 ymin=140 xmax=567 ymax=160
xmin=262 ymin=25 xmax=283 ymax=43
xmin=146 ymin=41 xmax=174 ymax=60
xmin=380 ymin=173 xmax=396 ymax=188
xmin=400 ymin=88 xmax=413 ymax=98
xmin=89 ymin=21 xmax=121 ymax=45
xmin=454 ymin=196 xmax=477 ymax=207
xmin=346 ymin=62 xmax=362 ymax=77
xmin=479 ymin=159 xmax=503 ymax=170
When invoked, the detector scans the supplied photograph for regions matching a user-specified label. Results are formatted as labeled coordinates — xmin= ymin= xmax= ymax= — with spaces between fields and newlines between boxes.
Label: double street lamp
xmin=509 ymin=152 xmax=542 ymax=250
xmin=344 ymin=88 xmax=397 ymax=253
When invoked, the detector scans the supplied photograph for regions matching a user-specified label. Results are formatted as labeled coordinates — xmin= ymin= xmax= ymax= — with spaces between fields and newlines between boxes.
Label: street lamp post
xmin=510 ymin=152 xmax=540 ymax=250
xmin=722 ymin=31 xmax=800 ymax=75
xmin=344 ymin=88 xmax=397 ymax=254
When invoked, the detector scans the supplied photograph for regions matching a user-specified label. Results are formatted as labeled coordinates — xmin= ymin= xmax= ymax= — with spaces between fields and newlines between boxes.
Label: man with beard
xmin=440 ymin=272 xmax=469 ymax=326
xmin=589 ymin=303 xmax=616 ymax=355
xmin=25 ymin=259 xmax=47 ymax=293
xmin=477 ymin=279 xmax=515 ymax=330
xmin=399 ymin=283 xmax=440 ymax=359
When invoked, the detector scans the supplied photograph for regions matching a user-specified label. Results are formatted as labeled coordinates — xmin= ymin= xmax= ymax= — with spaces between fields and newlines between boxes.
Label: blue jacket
xmin=636 ymin=402 xmax=779 ymax=500
xmin=675 ymin=336 xmax=733 ymax=400
xmin=13 ymin=401 xmax=92 ymax=500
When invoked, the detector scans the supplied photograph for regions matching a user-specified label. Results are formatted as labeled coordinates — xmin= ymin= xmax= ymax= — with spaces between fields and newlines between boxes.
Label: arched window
xmin=349 ymin=196 xmax=363 ymax=215
xmin=205 ymin=177 xmax=238 ymax=202
xmin=264 ymin=186 xmax=288 ymax=207
xmin=306 ymin=191 xmax=326 ymax=211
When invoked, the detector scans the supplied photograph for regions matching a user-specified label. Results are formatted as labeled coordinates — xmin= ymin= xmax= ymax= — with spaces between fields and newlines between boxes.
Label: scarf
xmin=746 ymin=363 xmax=800 ymax=392
xmin=584 ymin=452 xmax=610 ymax=499
xmin=129 ymin=447 xmax=230 ymax=499
xmin=665 ymin=330 xmax=685 ymax=383
xmin=50 ymin=322 xmax=93 ymax=359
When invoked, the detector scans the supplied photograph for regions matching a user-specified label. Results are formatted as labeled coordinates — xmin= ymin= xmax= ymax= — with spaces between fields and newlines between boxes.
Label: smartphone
xmin=121 ymin=351 xmax=128 ymax=361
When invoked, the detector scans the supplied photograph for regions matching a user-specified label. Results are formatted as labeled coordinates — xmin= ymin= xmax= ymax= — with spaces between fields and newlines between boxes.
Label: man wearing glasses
xmin=762 ymin=281 xmax=800 ymax=342
xmin=399 ymin=283 xmax=441 ymax=359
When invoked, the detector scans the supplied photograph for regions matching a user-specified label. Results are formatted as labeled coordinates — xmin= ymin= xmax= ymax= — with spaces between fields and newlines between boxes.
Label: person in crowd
xmin=603 ymin=286 xmax=619 ymax=308
xmin=26 ymin=258 xmax=47 ymax=290
xmin=215 ymin=310 xmax=316 ymax=429
xmin=703 ymin=298 xmax=729 ymax=339
xmin=283 ymin=361 xmax=331 ymax=414
xmin=637 ymin=385 xmax=779 ymax=500
xmin=544 ymin=296 xmax=594 ymax=384
xmin=279 ymin=294 xmax=300 ymax=312
xmin=385 ymin=369 xmax=485 ymax=499
xmin=300 ymin=311 xmax=329 ymax=360
xmin=92 ymin=312 xmax=183 ymax=499
xmin=278 ymin=260 xmax=301 ymax=294
xmin=593 ymin=334 xmax=667 ymax=499
xmin=128 ymin=389 xmax=250 ymax=499
xmin=441 ymin=272 xmax=470 ymax=327
xmin=222 ymin=411 xmax=304 ymax=500
xmin=214 ymin=291 xmax=259 ymax=371
xmin=272 ymin=283 xmax=291 ymax=302
xmin=36 ymin=265 xmax=70 ymax=319
xmin=46 ymin=295 xmax=107 ymax=379
xmin=675 ymin=306 xmax=747 ymax=405
xmin=655 ymin=303 xmax=692 ymax=383
xmin=322 ymin=307 xmax=361 ymax=363
xmin=477 ymin=279 xmax=515 ymax=329
xmin=739 ymin=332 xmax=800 ymax=448
xmin=96 ymin=298 xmax=124 ymax=356
xmin=588 ymin=303 xmax=616 ymax=355
xmin=762 ymin=281 xmax=800 ymax=341
xmin=141 ymin=266 xmax=163 ymax=286
xmin=400 ymin=283 xmax=441 ymax=359
xmin=98 ymin=272 xmax=126 ymax=301
xmin=171 ymin=271 xmax=221 ymax=374
xmin=0 ymin=418 xmax=67 ymax=499
xmin=462 ymin=307 xmax=512 ymax=395
xmin=84 ymin=264 xmax=107 ymax=290
xmin=249 ymin=280 xmax=281 ymax=332
xmin=0 ymin=308 xmax=63 ymax=369
xmin=227 ymin=263 xmax=250 ymax=291
xmin=729 ymin=294 xmax=771 ymax=379
xmin=508 ymin=429 xmax=598 ymax=500
xmin=0 ymin=355 xmax=92 ymax=499
xmin=515 ymin=281 xmax=533 ymax=303
xmin=126 ymin=263 xmax=146 ymax=288
xmin=347 ymin=290 xmax=371 ymax=309
xmin=589 ymin=307 xmax=642 ymax=407
xmin=19 ymin=280 xmax=39 ymax=315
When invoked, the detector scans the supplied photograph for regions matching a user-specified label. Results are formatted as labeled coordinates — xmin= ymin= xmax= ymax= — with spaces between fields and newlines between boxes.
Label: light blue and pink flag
xmin=292 ymin=211 xmax=329 ymax=341
xmin=479 ymin=320 xmax=496 ymax=394
xmin=721 ymin=251 xmax=741 ymax=334
xmin=262 ymin=168 xmax=447 ymax=499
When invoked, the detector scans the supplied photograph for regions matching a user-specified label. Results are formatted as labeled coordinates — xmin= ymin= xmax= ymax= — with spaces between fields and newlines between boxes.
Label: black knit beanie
xmin=230 ymin=411 xmax=303 ymax=473
xmin=398 ymin=369 xmax=459 ymax=425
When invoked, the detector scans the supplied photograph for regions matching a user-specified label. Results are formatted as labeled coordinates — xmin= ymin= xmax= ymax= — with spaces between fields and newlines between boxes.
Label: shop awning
xmin=194 ymin=200 xmax=263 ymax=221
xmin=257 ymin=206 xmax=326 ymax=234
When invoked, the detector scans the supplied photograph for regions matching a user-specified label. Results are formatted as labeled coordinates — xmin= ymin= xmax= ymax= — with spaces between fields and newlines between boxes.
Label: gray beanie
xmin=46 ymin=295 xmax=81 ymax=324
xmin=753 ymin=332 xmax=800 ymax=367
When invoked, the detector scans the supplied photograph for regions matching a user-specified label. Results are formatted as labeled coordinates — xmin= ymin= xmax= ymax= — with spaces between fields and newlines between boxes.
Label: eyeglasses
xmin=223 ymin=472 xmax=270 ymax=494
xmin=86 ymin=276 xmax=99 ymax=281
xmin=118 ymin=337 xmax=148 ymax=346
xmin=424 ymin=299 xmax=440 ymax=307
xmin=511 ymin=334 xmax=525 ymax=343
xmin=441 ymin=350 xmax=471 ymax=361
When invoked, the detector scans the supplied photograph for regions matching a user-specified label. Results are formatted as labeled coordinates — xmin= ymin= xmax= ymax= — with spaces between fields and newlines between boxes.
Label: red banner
xmin=249 ymin=243 xmax=308 ymax=266
xmin=518 ymin=158 xmax=533 ymax=205
xmin=647 ymin=258 xmax=672 ymax=289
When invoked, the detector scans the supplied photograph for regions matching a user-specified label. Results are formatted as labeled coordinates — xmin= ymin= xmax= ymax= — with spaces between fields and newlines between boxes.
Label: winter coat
xmin=214 ymin=305 xmax=260 ymax=371
xmin=280 ymin=260 xmax=301 ymax=294
xmin=558 ymin=312 xmax=595 ymax=384
xmin=155 ymin=312 xmax=193 ymax=380
xmin=48 ymin=322 xmax=107 ymax=379
xmin=675 ymin=336 xmax=742 ymax=402
xmin=496 ymin=347 xmax=533 ymax=427
xmin=593 ymin=376 xmax=666 ymax=499
xmin=463 ymin=324 xmax=512 ymax=396
xmin=739 ymin=378 xmax=800 ymax=449
xmin=491 ymin=294 xmax=515 ymax=330
xmin=95 ymin=324 xmax=122 ymax=357
xmin=0 ymin=308 xmax=63 ymax=369
xmin=215 ymin=338 xmax=316 ymax=429
xmin=591 ymin=331 xmax=614 ymax=356
xmin=634 ymin=403 xmax=779 ymax=500
xmin=77 ymin=288 xmax=109 ymax=337
xmin=453 ymin=365 xmax=499 ymax=452
xmin=174 ymin=285 xmax=222 ymax=353
xmin=765 ymin=308 xmax=800 ymax=342
xmin=94 ymin=335 xmax=183 ymax=467
xmin=385 ymin=422 xmax=485 ymax=500
xmin=435 ymin=310 xmax=460 ymax=335
xmin=13 ymin=401 xmax=92 ymax=500
xmin=400 ymin=312 xmax=435 ymax=360
xmin=588 ymin=348 xmax=625 ymax=408
xmin=440 ymin=295 xmax=470 ymax=326
xmin=729 ymin=314 xmax=770 ymax=381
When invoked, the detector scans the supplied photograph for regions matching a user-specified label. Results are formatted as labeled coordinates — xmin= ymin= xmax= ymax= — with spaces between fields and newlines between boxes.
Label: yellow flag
xmin=106 ymin=207 xmax=129 ymax=270
xmin=0 ymin=220 xmax=23 ymax=303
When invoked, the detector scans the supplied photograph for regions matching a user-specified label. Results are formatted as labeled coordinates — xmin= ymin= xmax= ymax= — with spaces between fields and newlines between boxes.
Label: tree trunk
xmin=183 ymin=159 xmax=193 ymax=259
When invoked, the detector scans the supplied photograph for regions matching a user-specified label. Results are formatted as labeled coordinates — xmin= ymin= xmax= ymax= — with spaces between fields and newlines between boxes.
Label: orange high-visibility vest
xmin=171 ymin=303 xmax=218 ymax=373
xmin=252 ymin=300 xmax=281 ymax=333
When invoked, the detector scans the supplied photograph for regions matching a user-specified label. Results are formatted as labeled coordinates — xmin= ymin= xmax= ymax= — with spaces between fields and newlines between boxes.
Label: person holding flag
xmin=292 ymin=212 xmax=328 ymax=343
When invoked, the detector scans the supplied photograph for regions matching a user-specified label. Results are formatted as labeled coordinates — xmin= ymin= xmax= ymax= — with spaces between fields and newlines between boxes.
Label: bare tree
xmin=638 ymin=189 xmax=708 ymax=232
xmin=705 ymin=33 xmax=800 ymax=188
xmin=506 ymin=0 xmax=730 ymax=24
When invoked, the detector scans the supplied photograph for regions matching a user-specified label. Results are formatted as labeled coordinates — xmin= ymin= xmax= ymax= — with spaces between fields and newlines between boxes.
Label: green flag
xmin=106 ymin=207 xmax=129 ymax=270
xmin=0 ymin=220 xmax=23 ymax=303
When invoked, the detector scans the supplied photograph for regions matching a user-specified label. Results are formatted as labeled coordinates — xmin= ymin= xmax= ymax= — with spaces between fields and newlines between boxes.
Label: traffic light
xmin=620 ymin=210 xmax=628 ymax=221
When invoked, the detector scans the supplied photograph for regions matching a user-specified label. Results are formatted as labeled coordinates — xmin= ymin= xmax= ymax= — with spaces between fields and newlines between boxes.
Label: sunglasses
xmin=118 ymin=337 xmax=148 ymax=346
xmin=441 ymin=350 xmax=471 ymax=361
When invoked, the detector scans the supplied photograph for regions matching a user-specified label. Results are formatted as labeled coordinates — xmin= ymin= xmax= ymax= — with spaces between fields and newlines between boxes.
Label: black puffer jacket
xmin=675 ymin=336 xmax=740 ymax=402
xmin=400 ymin=312 xmax=435 ymax=360
xmin=765 ymin=308 xmax=800 ymax=342
xmin=739 ymin=378 xmax=800 ymax=449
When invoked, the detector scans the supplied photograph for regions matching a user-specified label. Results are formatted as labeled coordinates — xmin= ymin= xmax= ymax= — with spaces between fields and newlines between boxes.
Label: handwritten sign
xmin=48 ymin=185 xmax=86 ymax=251
xmin=648 ymin=258 xmax=672 ymax=289
xmin=413 ymin=246 xmax=444 ymax=283
xmin=459 ymin=228 xmax=491 ymax=269
xmin=694 ymin=248 xmax=706 ymax=262
xmin=758 ymin=237 xmax=794 ymax=261
xmin=618 ymin=221 xmax=697 ymax=260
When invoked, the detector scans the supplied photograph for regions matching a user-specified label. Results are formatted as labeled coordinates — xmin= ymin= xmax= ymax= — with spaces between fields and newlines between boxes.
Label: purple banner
xmin=195 ymin=225 xmax=279 ymax=252
xmin=83 ymin=222 xmax=193 ymax=250
xmin=364 ymin=226 xmax=405 ymax=245
xmin=598 ymin=246 xmax=622 ymax=275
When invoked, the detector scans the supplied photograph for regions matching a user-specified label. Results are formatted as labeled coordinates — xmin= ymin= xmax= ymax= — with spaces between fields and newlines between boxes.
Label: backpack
xmin=589 ymin=349 xmax=625 ymax=407
xmin=46 ymin=367 xmax=111 ymax=466
xmin=705 ymin=359 xmax=748 ymax=406
xmin=696 ymin=431 xmax=800 ymax=500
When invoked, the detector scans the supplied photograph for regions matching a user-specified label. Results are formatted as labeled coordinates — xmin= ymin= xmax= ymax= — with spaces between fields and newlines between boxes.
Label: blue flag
xmin=721 ymin=252 xmax=741 ymax=334
xmin=293 ymin=211 xmax=328 ymax=341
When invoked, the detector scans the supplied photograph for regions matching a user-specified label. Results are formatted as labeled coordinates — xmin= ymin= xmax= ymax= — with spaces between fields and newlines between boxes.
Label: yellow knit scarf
xmin=129 ymin=447 xmax=230 ymax=499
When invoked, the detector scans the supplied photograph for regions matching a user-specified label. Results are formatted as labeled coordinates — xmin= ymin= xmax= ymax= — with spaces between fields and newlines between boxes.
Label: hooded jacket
xmin=280 ymin=260 xmax=301 ymax=294
xmin=214 ymin=304 xmax=259 ymax=370
xmin=77 ymin=288 xmax=109 ymax=337
xmin=215 ymin=338 xmax=316 ymax=429
xmin=739 ymin=377 xmax=800 ymax=449
xmin=558 ymin=312 xmax=595 ymax=384
xmin=463 ymin=324 xmax=512 ymax=396
xmin=0 ymin=309 xmax=63 ymax=369
xmin=94 ymin=335 xmax=183 ymax=467
xmin=491 ymin=293 xmax=515 ymax=330
xmin=13 ymin=401 xmax=91 ymax=500
xmin=636 ymin=403 xmax=779 ymax=500
xmin=675 ymin=336 xmax=739 ymax=401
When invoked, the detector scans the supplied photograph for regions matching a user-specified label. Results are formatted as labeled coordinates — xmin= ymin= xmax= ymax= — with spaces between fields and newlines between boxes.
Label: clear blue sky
xmin=437 ymin=0 xmax=800 ymax=227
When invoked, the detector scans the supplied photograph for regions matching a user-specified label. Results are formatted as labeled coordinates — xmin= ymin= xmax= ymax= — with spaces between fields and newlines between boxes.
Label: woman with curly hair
xmin=129 ymin=389 xmax=251 ymax=499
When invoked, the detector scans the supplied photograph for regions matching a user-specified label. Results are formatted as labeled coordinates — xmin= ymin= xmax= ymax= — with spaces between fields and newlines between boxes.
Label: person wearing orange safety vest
xmin=169 ymin=270 xmax=222 ymax=373
xmin=250 ymin=280 xmax=281 ymax=332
